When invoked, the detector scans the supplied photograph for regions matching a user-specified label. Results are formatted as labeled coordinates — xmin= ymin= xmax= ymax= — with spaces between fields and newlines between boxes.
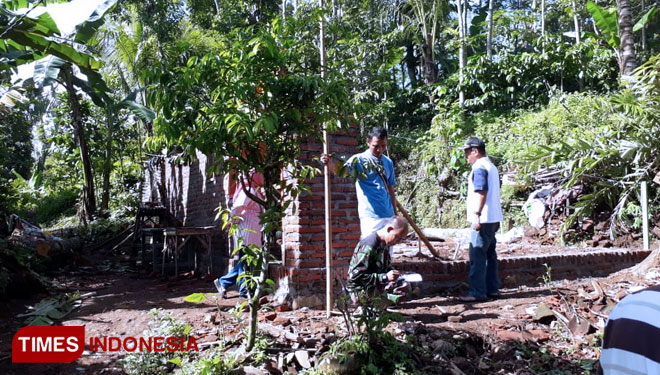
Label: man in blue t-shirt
xmin=321 ymin=127 xmax=398 ymax=240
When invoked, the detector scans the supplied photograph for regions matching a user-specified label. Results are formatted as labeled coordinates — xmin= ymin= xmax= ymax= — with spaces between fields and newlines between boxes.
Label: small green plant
xmin=20 ymin=292 xmax=82 ymax=326
xmin=170 ymin=345 xmax=239 ymax=375
xmin=251 ymin=334 xmax=271 ymax=366
xmin=309 ymin=296 xmax=419 ymax=375
xmin=541 ymin=263 xmax=553 ymax=289
xmin=121 ymin=309 xmax=194 ymax=375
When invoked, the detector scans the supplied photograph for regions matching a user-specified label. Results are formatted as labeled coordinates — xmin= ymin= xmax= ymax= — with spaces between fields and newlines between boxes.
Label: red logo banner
xmin=12 ymin=326 xmax=85 ymax=363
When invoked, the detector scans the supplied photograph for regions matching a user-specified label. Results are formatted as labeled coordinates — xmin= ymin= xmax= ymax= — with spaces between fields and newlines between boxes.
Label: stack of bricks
xmin=273 ymin=126 xmax=362 ymax=309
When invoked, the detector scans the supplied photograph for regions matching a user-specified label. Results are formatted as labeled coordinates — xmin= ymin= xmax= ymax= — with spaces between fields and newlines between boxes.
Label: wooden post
xmin=320 ymin=0 xmax=333 ymax=317
xmin=642 ymin=181 xmax=649 ymax=250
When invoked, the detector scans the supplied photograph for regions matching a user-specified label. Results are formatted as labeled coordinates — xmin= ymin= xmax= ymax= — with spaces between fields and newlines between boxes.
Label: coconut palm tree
xmin=617 ymin=0 xmax=637 ymax=76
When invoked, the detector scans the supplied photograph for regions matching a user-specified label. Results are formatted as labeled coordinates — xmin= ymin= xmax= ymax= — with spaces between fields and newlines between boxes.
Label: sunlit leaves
xmin=586 ymin=1 xmax=619 ymax=49
xmin=633 ymin=6 xmax=657 ymax=33
xmin=522 ymin=60 xmax=660 ymax=238
xmin=74 ymin=0 xmax=119 ymax=44
xmin=183 ymin=293 xmax=207 ymax=303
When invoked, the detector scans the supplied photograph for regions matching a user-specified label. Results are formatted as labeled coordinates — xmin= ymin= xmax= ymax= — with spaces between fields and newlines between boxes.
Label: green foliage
xmin=634 ymin=7 xmax=658 ymax=33
xmin=0 ymin=107 xmax=33 ymax=211
xmin=171 ymin=346 xmax=240 ymax=375
xmin=438 ymin=37 xmax=618 ymax=111
xmin=309 ymin=296 xmax=419 ymax=375
xmin=513 ymin=342 xmax=592 ymax=375
xmin=119 ymin=0 xmax=185 ymax=43
xmin=10 ymin=181 xmax=78 ymax=224
xmin=401 ymin=92 xmax=614 ymax=229
xmin=183 ymin=293 xmax=207 ymax=303
xmin=523 ymin=55 xmax=660 ymax=237
xmin=438 ymin=199 xmax=467 ymax=228
xmin=586 ymin=1 xmax=619 ymax=49
xmin=122 ymin=309 xmax=193 ymax=375
xmin=22 ymin=292 xmax=82 ymax=326
xmin=0 ymin=2 xmax=102 ymax=71
xmin=2 ymin=243 xmax=49 ymax=281
xmin=499 ymin=184 xmax=528 ymax=230
xmin=33 ymin=188 xmax=78 ymax=224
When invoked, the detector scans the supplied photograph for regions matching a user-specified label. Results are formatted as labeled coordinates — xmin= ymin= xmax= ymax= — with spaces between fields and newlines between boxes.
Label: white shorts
xmin=360 ymin=216 xmax=392 ymax=238
xmin=360 ymin=216 xmax=394 ymax=257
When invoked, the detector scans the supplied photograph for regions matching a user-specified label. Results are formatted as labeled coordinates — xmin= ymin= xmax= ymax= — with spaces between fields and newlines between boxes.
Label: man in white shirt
xmin=599 ymin=284 xmax=660 ymax=375
xmin=459 ymin=137 xmax=503 ymax=302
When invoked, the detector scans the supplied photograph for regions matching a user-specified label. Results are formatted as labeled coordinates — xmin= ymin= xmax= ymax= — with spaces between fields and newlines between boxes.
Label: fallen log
xmin=6 ymin=214 xmax=80 ymax=264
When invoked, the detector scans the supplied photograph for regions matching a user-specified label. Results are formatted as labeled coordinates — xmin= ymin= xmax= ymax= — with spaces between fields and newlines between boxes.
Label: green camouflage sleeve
xmin=347 ymin=243 xmax=387 ymax=292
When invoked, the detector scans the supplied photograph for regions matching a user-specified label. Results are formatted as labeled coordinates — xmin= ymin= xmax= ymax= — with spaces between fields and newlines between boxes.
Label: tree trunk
xmin=571 ymin=0 xmax=581 ymax=45
xmin=100 ymin=114 xmax=115 ymax=213
xmin=456 ymin=0 xmax=467 ymax=108
xmin=405 ymin=41 xmax=418 ymax=88
xmin=487 ymin=0 xmax=494 ymax=58
xmin=34 ymin=122 xmax=52 ymax=178
xmin=617 ymin=0 xmax=637 ymax=76
xmin=630 ymin=247 xmax=660 ymax=276
xmin=541 ymin=0 xmax=545 ymax=36
xmin=571 ymin=0 xmax=584 ymax=90
xmin=62 ymin=67 xmax=96 ymax=221
xmin=421 ymin=34 xmax=438 ymax=85
xmin=641 ymin=0 xmax=647 ymax=51
xmin=540 ymin=0 xmax=545 ymax=52
xmin=401 ymin=61 xmax=406 ymax=88
xmin=614 ymin=247 xmax=660 ymax=281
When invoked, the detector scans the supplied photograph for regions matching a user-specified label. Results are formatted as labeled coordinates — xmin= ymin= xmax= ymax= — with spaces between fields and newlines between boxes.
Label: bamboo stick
xmin=642 ymin=181 xmax=649 ymax=250
xmin=319 ymin=0 xmax=333 ymax=318
xmin=395 ymin=200 xmax=441 ymax=258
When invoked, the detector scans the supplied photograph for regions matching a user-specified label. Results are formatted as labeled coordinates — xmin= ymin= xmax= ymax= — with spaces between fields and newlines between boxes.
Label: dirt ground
xmin=2 ymin=253 xmax=659 ymax=375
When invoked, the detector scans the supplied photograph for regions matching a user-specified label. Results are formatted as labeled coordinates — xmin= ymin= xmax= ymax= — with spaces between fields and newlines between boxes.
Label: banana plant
xmin=0 ymin=0 xmax=102 ymax=71
xmin=586 ymin=1 xmax=657 ymax=50
xmin=4 ymin=0 xmax=156 ymax=220
xmin=585 ymin=1 xmax=619 ymax=50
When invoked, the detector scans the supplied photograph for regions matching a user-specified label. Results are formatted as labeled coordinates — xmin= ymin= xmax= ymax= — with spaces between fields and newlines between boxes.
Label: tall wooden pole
xmin=320 ymin=0 xmax=333 ymax=317
xmin=642 ymin=181 xmax=649 ymax=250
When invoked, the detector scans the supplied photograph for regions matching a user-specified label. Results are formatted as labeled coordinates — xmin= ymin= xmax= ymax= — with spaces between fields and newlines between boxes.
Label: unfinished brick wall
xmin=141 ymin=132 xmax=363 ymax=304
xmin=142 ymin=150 xmax=226 ymax=227
xmin=272 ymin=127 xmax=362 ymax=309
xmin=394 ymin=249 xmax=652 ymax=293
xmin=141 ymin=151 xmax=227 ymax=274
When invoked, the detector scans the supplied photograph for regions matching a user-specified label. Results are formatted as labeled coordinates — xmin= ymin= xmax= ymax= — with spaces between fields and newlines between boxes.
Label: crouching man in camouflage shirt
xmin=347 ymin=216 xmax=409 ymax=304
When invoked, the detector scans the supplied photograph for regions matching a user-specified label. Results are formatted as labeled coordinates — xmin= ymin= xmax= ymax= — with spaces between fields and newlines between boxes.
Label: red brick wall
xmin=394 ymin=249 xmax=652 ymax=292
xmin=141 ymin=151 xmax=227 ymax=274
xmin=273 ymin=127 xmax=362 ymax=309
xmin=142 ymin=151 xmax=225 ymax=227
xmin=142 ymin=132 xmax=363 ymax=303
